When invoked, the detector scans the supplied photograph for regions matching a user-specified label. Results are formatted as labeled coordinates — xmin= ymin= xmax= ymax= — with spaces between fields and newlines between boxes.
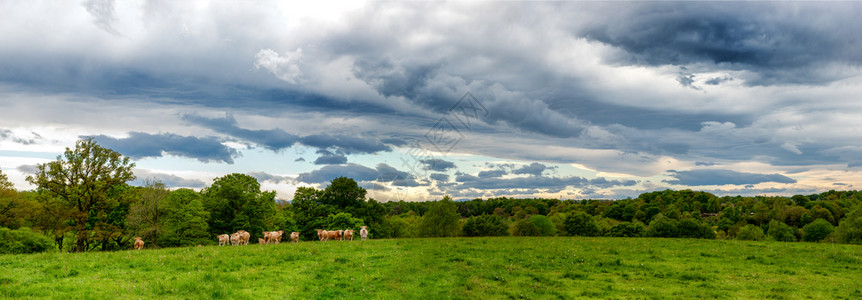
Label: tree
xmin=802 ymin=218 xmax=834 ymax=242
xmin=608 ymin=221 xmax=645 ymax=237
xmin=201 ymin=173 xmax=276 ymax=239
xmin=645 ymin=215 xmax=679 ymax=238
xmin=322 ymin=177 xmax=367 ymax=209
xmin=160 ymin=189 xmax=210 ymax=247
xmin=530 ymin=215 xmax=555 ymax=236
xmin=462 ymin=214 xmax=509 ymax=237
xmin=0 ymin=227 xmax=56 ymax=254
xmin=0 ymin=170 xmax=37 ymax=229
xmin=736 ymin=224 xmax=765 ymax=241
xmin=419 ymin=196 xmax=461 ymax=237
xmin=27 ymin=138 xmax=135 ymax=252
xmin=565 ymin=212 xmax=600 ymax=237
xmin=836 ymin=205 xmax=862 ymax=244
xmin=127 ymin=181 xmax=169 ymax=247
xmin=324 ymin=212 xmax=365 ymax=234
xmin=511 ymin=218 xmax=540 ymax=236
xmin=767 ymin=220 xmax=796 ymax=242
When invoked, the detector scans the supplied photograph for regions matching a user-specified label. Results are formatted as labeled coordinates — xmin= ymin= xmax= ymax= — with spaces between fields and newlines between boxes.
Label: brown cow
xmin=326 ymin=230 xmax=339 ymax=241
xmin=133 ymin=237 xmax=144 ymax=250
xmin=230 ymin=233 xmax=240 ymax=245
xmin=259 ymin=238 xmax=266 ymax=245
xmin=218 ymin=234 xmax=230 ymax=246
xmin=273 ymin=230 xmax=284 ymax=244
xmin=316 ymin=229 xmax=327 ymax=241
xmin=262 ymin=231 xmax=272 ymax=244
xmin=290 ymin=231 xmax=299 ymax=243
xmin=343 ymin=230 xmax=354 ymax=241
xmin=238 ymin=230 xmax=250 ymax=245
xmin=360 ymin=226 xmax=368 ymax=241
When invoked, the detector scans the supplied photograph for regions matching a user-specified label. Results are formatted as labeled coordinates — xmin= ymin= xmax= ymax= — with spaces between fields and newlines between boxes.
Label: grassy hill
xmin=1 ymin=237 xmax=860 ymax=299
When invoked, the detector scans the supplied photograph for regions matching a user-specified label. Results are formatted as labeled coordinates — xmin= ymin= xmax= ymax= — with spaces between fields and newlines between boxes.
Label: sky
xmin=2 ymin=1 xmax=862 ymax=201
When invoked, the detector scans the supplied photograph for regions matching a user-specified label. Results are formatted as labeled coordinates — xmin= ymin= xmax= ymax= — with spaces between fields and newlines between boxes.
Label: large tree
xmin=201 ymin=173 xmax=275 ymax=238
xmin=419 ymin=195 xmax=461 ymax=237
xmin=27 ymin=138 xmax=135 ymax=252
xmin=127 ymin=181 xmax=170 ymax=247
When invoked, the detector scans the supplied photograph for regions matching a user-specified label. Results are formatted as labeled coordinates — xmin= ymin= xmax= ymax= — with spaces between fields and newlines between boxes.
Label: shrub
xmin=564 ymin=212 xmax=600 ymax=237
xmin=736 ymin=224 xmax=764 ymax=241
xmin=510 ymin=218 xmax=540 ymax=236
xmin=530 ymin=215 xmax=555 ymax=236
xmin=837 ymin=205 xmax=862 ymax=244
xmin=677 ymin=219 xmax=715 ymax=239
xmin=0 ymin=227 xmax=56 ymax=254
xmin=462 ymin=215 xmax=509 ymax=237
xmin=419 ymin=196 xmax=461 ymax=237
xmin=766 ymin=220 xmax=796 ymax=242
xmin=646 ymin=216 xmax=679 ymax=238
xmin=802 ymin=218 xmax=835 ymax=242
xmin=608 ymin=221 xmax=645 ymax=237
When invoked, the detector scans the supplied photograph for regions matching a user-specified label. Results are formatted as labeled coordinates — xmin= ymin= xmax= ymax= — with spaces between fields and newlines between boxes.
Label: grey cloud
xmin=429 ymin=173 xmax=449 ymax=182
xmin=15 ymin=164 xmax=38 ymax=174
xmin=296 ymin=163 xmax=380 ymax=184
xmin=83 ymin=0 xmax=120 ymax=36
xmin=182 ymin=113 xmax=299 ymax=151
xmin=314 ymin=154 xmax=348 ymax=165
xmin=132 ymin=169 xmax=206 ymax=188
xmin=375 ymin=163 xmax=411 ymax=182
xmin=695 ymin=161 xmax=717 ymax=166
xmin=248 ymin=171 xmax=294 ymax=184
xmin=513 ymin=162 xmax=551 ymax=176
xmin=664 ymin=169 xmax=796 ymax=186
xmin=478 ymin=170 xmax=507 ymax=178
xmin=299 ymin=134 xmax=391 ymax=154
xmin=294 ymin=157 xmax=306 ymax=162
xmin=90 ymin=132 xmax=239 ymax=164
xmin=0 ymin=129 xmax=43 ymax=145
xmin=360 ymin=181 xmax=387 ymax=190
xmin=704 ymin=76 xmax=733 ymax=85
xmin=420 ymin=159 xmax=456 ymax=172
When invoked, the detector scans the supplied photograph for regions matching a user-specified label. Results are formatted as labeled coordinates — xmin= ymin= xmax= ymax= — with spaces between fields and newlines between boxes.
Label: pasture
xmin=1 ymin=237 xmax=860 ymax=299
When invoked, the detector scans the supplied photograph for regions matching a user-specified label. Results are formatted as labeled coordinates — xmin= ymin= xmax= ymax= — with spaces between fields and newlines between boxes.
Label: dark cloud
xmin=294 ymin=157 xmax=306 ymax=162
xmin=132 ymin=169 xmax=206 ymax=188
xmin=15 ymin=164 xmax=38 ymax=174
xmin=454 ymin=173 xmax=635 ymax=193
xmin=182 ymin=113 xmax=299 ymax=151
xmin=247 ymin=171 xmax=294 ymax=184
xmin=676 ymin=72 xmax=700 ymax=90
xmin=704 ymin=76 xmax=733 ymax=85
xmin=360 ymin=181 xmax=387 ymax=190
xmin=296 ymin=163 xmax=380 ymax=184
xmin=90 ymin=132 xmax=239 ymax=164
xmin=478 ymin=170 xmax=507 ymax=178
xmin=0 ymin=129 xmax=42 ymax=145
xmin=299 ymin=134 xmax=391 ymax=154
xmin=381 ymin=138 xmax=408 ymax=146
xmin=512 ymin=162 xmax=551 ymax=176
xmin=429 ymin=173 xmax=449 ymax=182
xmin=664 ymin=169 xmax=796 ymax=186
xmin=581 ymin=3 xmax=862 ymax=85
xmin=695 ymin=161 xmax=717 ymax=166
xmin=83 ymin=0 xmax=120 ymax=36
xmin=375 ymin=163 xmax=411 ymax=182
xmin=420 ymin=159 xmax=456 ymax=172
xmin=313 ymin=153 xmax=348 ymax=165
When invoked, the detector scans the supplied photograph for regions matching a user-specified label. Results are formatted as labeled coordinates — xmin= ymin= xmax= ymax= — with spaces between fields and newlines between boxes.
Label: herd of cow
xmin=132 ymin=226 xmax=369 ymax=250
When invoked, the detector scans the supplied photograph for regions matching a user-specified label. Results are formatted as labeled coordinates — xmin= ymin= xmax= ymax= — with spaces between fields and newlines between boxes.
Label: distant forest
xmin=1 ymin=139 xmax=861 ymax=254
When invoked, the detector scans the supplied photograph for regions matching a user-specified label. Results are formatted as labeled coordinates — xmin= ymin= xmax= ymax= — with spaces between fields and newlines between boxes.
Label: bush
xmin=462 ymin=215 xmax=509 ymax=237
xmin=419 ymin=196 xmax=461 ymax=237
xmin=837 ymin=205 xmax=862 ymax=244
xmin=677 ymin=219 xmax=715 ymax=239
xmin=0 ymin=227 xmax=56 ymax=254
xmin=511 ymin=218 xmax=540 ymax=236
xmin=646 ymin=216 xmax=679 ymax=238
xmin=766 ymin=220 xmax=796 ymax=242
xmin=802 ymin=218 xmax=835 ymax=242
xmin=608 ymin=221 xmax=645 ymax=237
xmin=564 ymin=212 xmax=600 ymax=237
xmin=736 ymin=224 xmax=764 ymax=241
xmin=530 ymin=215 xmax=555 ymax=236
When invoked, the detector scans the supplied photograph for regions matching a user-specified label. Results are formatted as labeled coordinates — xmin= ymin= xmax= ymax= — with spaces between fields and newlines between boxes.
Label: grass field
xmin=1 ymin=237 xmax=860 ymax=299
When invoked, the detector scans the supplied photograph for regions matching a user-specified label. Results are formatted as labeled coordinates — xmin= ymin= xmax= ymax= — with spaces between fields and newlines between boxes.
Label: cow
xmin=316 ymin=229 xmax=327 ymax=241
xmin=343 ymin=229 xmax=354 ymax=241
xmin=238 ymin=230 xmax=250 ymax=245
xmin=133 ymin=237 xmax=144 ymax=250
xmin=218 ymin=234 xmax=230 ymax=246
xmin=360 ymin=226 xmax=368 ymax=241
xmin=259 ymin=238 xmax=266 ymax=245
xmin=326 ymin=230 xmax=339 ymax=241
xmin=273 ymin=230 xmax=284 ymax=244
xmin=230 ymin=233 xmax=240 ymax=245
xmin=337 ymin=230 xmax=344 ymax=241
xmin=262 ymin=231 xmax=272 ymax=244
xmin=290 ymin=232 xmax=299 ymax=243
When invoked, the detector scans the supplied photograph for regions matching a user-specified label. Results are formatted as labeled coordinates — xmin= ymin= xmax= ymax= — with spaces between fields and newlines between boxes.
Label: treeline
xmin=1 ymin=139 xmax=861 ymax=254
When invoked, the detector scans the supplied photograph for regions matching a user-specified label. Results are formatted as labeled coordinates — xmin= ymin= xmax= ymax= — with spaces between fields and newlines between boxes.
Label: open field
xmin=1 ymin=237 xmax=860 ymax=299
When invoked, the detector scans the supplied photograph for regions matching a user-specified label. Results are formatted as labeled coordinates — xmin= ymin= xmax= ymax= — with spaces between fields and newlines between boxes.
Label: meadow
xmin=1 ymin=237 xmax=860 ymax=299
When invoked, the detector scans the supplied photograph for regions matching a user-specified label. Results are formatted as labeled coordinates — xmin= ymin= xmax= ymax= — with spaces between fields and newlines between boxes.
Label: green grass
xmin=1 ymin=237 xmax=860 ymax=299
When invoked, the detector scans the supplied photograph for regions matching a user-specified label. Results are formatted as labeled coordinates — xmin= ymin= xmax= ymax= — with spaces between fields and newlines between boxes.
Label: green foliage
xmin=736 ymin=224 xmax=765 ymax=241
xmin=837 ymin=205 xmax=862 ymax=244
xmin=0 ymin=227 xmax=56 ymax=254
xmin=802 ymin=219 xmax=835 ymax=242
xmin=201 ymin=173 xmax=276 ymax=239
xmin=26 ymin=138 xmax=135 ymax=252
xmin=324 ymin=212 xmax=364 ymax=232
xmin=419 ymin=196 xmax=461 ymax=237
xmin=510 ymin=218 xmax=540 ymax=236
xmin=127 ymin=181 xmax=169 ymax=247
xmin=767 ymin=220 xmax=796 ymax=242
xmin=382 ymin=212 xmax=420 ymax=238
xmin=565 ymin=212 xmax=600 ymax=237
xmin=677 ymin=219 xmax=715 ymax=239
xmin=646 ymin=216 xmax=679 ymax=238
xmin=322 ymin=177 xmax=367 ymax=209
xmin=462 ymin=214 xmax=509 ymax=237
xmin=608 ymin=221 xmax=645 ymax=237
xmin=159 ymin=189 xmax=210 ymax=247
